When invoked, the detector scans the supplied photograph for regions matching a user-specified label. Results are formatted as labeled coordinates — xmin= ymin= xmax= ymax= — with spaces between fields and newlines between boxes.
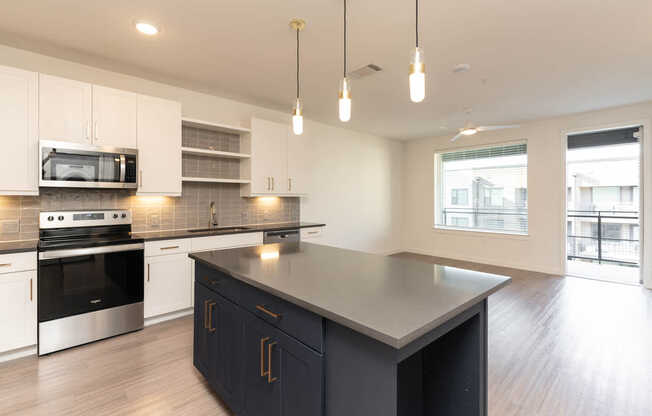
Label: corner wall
xmin=401 ymin=101 xmax=652 ymax=289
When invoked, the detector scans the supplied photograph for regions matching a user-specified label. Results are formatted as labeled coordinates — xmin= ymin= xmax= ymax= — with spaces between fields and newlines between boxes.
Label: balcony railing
xmin=441 ymin=207 xmax=528 ymax=233
xmin=567 ymin=210 xmax=639 ymax=267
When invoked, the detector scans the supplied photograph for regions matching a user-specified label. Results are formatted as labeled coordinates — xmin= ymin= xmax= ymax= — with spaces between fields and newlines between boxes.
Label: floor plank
xmin=0 ymin=254 xmax=650 ymax=415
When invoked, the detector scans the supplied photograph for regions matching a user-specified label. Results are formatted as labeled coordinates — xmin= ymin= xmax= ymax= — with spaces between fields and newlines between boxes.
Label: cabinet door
xmin=242 ymin=312 xmax=323 ymax=416
xmin=92 ymin=85 xmax=138 ymax=148
xmin=144 ymin=254 xmax=192 ymax=318
xmin=0 ymin=270 xmax=36 ymax=352
xmin=0 ymin=65 xmax=38 ymax=195
xmin=286 ymin=131 xmax=308 ymax=195
xmin=39 ymin=74 xmax=92 ymax=144
xmin=250 ymin=118 xmax=288 ymax=194
xmin=137 ymin=95 xmax=182 ymax=196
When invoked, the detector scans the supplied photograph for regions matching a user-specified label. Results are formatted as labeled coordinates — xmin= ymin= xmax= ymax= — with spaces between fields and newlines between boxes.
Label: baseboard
xmin=0 ymin=345 xmax=36 ymax=363
xmin=144 ymin=308 xmax=193 ymax=327
xmin=402 ymin=248 xmax=563 ymax=276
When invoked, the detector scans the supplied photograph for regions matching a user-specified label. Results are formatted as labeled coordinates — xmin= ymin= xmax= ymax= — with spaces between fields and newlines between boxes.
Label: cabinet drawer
xmin=0 ymin=252 xmax=36 ymax=275
xmin=195 ymin=262 xmax=242 ymax=305
xmin=145 ymin=239 xmax=190 ymax=257
xmin=301 ymin=227 xmax=324 ymax=239
xmin=191 ymin=232 xmax=263 ymax=252
xmin=240 ymin=282 xmax=323 ymax=353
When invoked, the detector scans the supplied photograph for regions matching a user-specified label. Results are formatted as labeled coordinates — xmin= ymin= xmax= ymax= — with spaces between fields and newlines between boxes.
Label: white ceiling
xmin=1 ymin=0 xmax=651 ymax=140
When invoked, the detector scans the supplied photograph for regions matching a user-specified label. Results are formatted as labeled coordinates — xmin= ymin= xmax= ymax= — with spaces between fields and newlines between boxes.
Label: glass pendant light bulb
xmin=338 ymin=77 xmax=352 ymax=122
xmin=409 ymin=47 xmax=426 ymax=103
xmin=292 ymin=98 xmax=303 ymax=135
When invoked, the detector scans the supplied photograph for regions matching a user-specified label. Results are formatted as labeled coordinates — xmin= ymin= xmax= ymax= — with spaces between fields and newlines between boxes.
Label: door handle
xmin=267 ymin=341 xmax=278 ymax=383
xmin=260 ymin=337 xmax=270 ymax=377
xmin=204 ymin=300 xmax=209 ymax=329
xmin=207 ymin=301 xmax=216 ymax=332
xmin=256 ymin=305 xmax=281 ymax=320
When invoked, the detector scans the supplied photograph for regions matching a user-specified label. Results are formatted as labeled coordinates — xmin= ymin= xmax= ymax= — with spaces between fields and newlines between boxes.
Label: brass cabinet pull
xmin=207 ymin=302 xmax=216 ymax=332
xmin=307 ymin=231 xmax=319 ymax=235
xmin=260 ymin=337 xmax=270 ymax=377
xmin=267 ymin=341 xmax=278 ymax=383
xmin=0 ymin=263 xmax=11 ymax=267
xmin=147 ymin=264 xmax=150 ymax=282
xmin=256 ymin=305 xmax=281 ymax=319
xmin=288 ymin=178 xmax=292 ymax=192
xmin=204 ymin=300 xmax=209 ymax=329
xmin=30 ymin=278 xmax=33 ymax=301
xmin=271 ymin=177 xmax=275 ymax=191
xmin=160 ymin=246 xmax=180 ymax=250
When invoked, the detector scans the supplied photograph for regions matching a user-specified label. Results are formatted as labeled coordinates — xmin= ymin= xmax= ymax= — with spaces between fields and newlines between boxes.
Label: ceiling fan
xmin=450 ymin=109 xmax=519 ymax=142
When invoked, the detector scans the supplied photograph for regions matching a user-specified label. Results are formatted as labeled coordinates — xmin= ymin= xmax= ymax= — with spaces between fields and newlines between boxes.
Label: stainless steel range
xmin=37 ymin=210 xmax=144 ymax=355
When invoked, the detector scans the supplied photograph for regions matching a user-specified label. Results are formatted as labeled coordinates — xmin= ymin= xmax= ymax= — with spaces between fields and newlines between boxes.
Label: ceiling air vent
xmin=348 ymin=64 xmax=382 ymax=79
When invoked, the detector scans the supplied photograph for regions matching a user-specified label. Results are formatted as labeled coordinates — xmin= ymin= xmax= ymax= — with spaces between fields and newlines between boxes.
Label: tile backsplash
xmin=0 ymin=184 xmax=299 ymax=241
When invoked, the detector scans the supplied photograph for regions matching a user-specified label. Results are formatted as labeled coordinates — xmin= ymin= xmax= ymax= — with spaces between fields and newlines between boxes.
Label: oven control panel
xmin=40 ymin=210 xmax=132 ymax=229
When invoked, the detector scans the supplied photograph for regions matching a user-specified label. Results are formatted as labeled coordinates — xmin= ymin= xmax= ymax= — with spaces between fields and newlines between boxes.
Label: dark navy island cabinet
xmin=193 ymin=265 xmax=324 ymax=416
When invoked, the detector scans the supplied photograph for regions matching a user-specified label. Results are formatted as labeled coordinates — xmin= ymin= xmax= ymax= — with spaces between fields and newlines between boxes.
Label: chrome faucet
xmin=209 ymin=201 xmax=218 ymax=227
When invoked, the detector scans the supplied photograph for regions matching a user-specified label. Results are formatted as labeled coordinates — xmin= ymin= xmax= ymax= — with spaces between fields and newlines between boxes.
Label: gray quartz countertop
xmin=190 ymin=242 xmax=511 ymax=349
xmin=132 ymin=222 xmax=325 ymax=242
xmin=0 ymin=240 xmax=38 ymax=255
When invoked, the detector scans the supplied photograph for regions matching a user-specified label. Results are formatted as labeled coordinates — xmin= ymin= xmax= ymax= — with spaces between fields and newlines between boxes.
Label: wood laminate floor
xmin=0 ymin=254 xmax=650 ymax=416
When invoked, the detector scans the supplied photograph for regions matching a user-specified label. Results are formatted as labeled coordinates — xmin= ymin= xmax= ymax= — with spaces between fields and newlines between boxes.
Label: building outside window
xmin=435 ymin=142 xmax=528 ymax=234
xmin=451 ymin=189 xmax=469 ymax=205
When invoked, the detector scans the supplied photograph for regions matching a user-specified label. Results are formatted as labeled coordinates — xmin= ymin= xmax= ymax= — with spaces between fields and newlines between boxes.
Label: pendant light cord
xmin=296 ymin=28 xmax=300 ymax=99
xmin=343 ymin=0 xmax=347 ymax=78
xmin=416 ymin=0 xmax=419 ymax=48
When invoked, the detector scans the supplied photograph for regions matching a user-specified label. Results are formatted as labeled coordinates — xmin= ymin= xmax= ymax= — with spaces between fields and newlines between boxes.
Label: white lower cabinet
xmin=144 ymin=253 xmax=192 ymax=319
xmin=0 ymin=257 xmax=37 ymax=353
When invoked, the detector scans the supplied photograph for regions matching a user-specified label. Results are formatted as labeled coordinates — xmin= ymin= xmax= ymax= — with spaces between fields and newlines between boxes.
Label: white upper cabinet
xmin=0 ymin=65 xmax=38 ymax=195
xmin=38 ymin=74 xmax=92 ymax=144
xmin=92 ymin=85 xmax=138 ymax=148
xmin=248 ymin=118 xmax=287 ymax=194
xmin=137 ymin=95 xmax=182 ymax=196
xmin=242 ymin=118 xmax=308 ymax=196
xmin=286 ymin=130 xmax=308 ymax=195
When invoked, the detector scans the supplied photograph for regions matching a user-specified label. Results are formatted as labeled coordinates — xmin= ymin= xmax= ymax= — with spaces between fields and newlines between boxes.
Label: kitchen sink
xmin=188 ymin=226 xmax=251 ymax=233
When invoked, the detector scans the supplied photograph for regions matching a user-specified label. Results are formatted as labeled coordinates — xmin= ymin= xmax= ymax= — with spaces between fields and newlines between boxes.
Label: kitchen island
xmin=190 ymin=242 xmax=510 ymax=416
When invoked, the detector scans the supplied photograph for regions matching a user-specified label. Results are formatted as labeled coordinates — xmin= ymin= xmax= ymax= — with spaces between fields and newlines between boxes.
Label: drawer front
xmin=301 ymin=227 xmax=324 ymax=239
xmin=195 ymin=262 xmax=242 ymax=305
xmin=191 ymin=232 xmax=263 ymax=253
xmin=0 ymin=252 xmax=37 ymax=274
xmin=240 ymin=282 xmax=323 ymax=353
xmin=145 ymin=239 xmax=191 ymax=257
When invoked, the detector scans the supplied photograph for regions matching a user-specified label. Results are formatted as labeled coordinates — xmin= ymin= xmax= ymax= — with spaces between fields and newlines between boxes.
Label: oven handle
xmin=39 ymin=243 xmax=144 ymax=260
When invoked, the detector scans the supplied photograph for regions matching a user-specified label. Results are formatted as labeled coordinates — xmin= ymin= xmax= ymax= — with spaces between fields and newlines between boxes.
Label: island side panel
xmin=324 ymin=320 xmax=399 ymax=416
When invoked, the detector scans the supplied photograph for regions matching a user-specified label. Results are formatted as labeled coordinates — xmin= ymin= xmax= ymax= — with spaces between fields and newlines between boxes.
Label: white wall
xmin=402 ymin=102 xmax=652 ymax=289
xmin=0 ymin=44 xmax=403 ymax=254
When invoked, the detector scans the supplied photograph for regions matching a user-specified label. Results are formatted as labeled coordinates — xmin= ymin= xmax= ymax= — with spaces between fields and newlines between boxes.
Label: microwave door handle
xmin=120 ymin=155 xmax=126 ymax=182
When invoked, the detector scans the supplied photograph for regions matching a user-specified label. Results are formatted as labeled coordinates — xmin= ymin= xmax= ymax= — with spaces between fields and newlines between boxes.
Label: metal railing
xmin=567 ymin=210 xmax=639 ymax=267
xmin=442 ymin=207 xmax=528 ymax=233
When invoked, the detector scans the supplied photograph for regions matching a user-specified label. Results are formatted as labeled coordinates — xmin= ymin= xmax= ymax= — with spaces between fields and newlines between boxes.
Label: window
xmin=451 ymin=189 xmax=469 ymax=205
xmin=435 ymin=142 xmax=528 ymax=234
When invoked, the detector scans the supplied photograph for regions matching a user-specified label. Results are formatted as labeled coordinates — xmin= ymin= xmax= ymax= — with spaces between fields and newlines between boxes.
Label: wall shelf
xmin=181 ymin=147 xmax=250 ymax=159
xmin=182 ymin=118 xmax=251 ymax=134
xmin=182 ymin=177 xmax=251 ymax=184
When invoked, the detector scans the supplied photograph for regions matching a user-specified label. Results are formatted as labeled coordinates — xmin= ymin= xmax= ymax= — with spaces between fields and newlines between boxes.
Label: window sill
xmin=433 ymin=225 xmax=530 ymax=240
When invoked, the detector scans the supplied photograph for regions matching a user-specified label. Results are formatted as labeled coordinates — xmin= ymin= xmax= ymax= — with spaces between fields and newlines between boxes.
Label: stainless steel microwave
xmin=39 ymin=141 xmax=138 ymax=189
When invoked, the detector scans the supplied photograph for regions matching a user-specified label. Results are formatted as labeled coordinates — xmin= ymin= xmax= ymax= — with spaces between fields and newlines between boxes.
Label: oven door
xmin=38 ymin=243 xmax=144 ymax=323
xmin=40 ymin=140 xmax=138 ymax=188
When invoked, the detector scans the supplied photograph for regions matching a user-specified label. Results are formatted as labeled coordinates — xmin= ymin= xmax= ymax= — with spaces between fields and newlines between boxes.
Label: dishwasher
xmin=263 ymin=229 xmax=300 ymax=244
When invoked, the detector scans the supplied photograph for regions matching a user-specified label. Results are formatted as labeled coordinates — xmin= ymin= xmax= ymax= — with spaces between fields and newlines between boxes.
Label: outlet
xmin=148 ymin=214 xmax=160 ymax=227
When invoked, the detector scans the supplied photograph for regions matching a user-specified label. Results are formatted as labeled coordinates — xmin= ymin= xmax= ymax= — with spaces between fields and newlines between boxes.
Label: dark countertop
xmin=131 ymin=222 xmax=325 ymax=242
xmin=0 ymin=240 xmax=38 ymax=255
xmin=190 ymin=242 xmax=511 ymax=349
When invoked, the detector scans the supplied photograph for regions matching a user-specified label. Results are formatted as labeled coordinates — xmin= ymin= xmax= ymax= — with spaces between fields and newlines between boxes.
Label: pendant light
xmin=290 ymin=19 xmax=305 ymax=135
xmin=409 ymin=0 xmax=426 ymax=103
xmin=338 ymin=0 xmax=351 ymax=122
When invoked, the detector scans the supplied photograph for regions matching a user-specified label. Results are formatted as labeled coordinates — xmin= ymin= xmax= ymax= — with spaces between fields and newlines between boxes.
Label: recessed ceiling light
xmin=136 ymin=21 xmax=159 ymax=36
